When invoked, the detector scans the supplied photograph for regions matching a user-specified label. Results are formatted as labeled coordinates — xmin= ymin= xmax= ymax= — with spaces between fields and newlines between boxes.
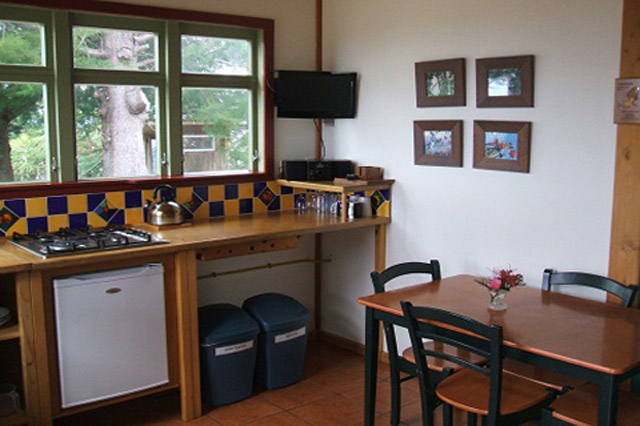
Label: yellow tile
xmin=176 ymin=186 xmax=192 ymax=204
xmin=224 ymin=200 xmax=239 ymax=216
xmin=26 ymin=197 xmax=47 ymax=217
xmin=6 ymin=218 xmax=26 ymax=237
xmin=209 ymin=185 xmax=224 ymax=201
xmin=281 ymin=194 xmax=294 ymax=210
xmin=88 ymin=212 xmax=107 ymax=227
xmin=67 ymin=194 xmax=87 ymax=214
xmin=125 ymin=208 xmax=143 ymax=225
xmin=0 ymin=201 xmax=3 ymax=209
xmin=253 ymin=199 xmax=268 ymax=213
xmin=48 ymin=215 xmax=68 ymax=232
xmin=142 ymin=189 xmax=154 ymax=204
xmin=365 ymin=190 xmax=374 ymax=197
xmin=376 ymin=202 xmax=390 ymax=217
xmin=105 ymin=192 xmax=125 ymax=209
xmin=267 ymin=181 xmax=280 ymax=195
xmin=194 ymin=205 xmax=209 ymax=220
xmin=238 ymin=183 xmax=253 ymax=199
xmin=294 ymin=187 xmax=306 ymax=194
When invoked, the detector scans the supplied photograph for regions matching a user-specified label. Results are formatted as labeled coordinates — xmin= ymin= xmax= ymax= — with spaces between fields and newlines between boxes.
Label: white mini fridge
xmin=53 ymin=264 xmax=169 ymax=408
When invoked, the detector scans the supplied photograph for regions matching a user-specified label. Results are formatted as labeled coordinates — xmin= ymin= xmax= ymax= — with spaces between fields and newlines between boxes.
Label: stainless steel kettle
xmin=146 ymin=184 xmax=184 ymax=226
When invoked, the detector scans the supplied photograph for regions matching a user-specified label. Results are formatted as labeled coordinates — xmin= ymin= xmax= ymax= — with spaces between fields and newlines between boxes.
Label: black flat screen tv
xmin=276 ymin=71 xmax=357 ymax=119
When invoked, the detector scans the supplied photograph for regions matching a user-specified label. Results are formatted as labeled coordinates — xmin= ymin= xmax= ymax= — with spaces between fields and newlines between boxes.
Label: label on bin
xmin=274 ymin=326 xmax=306 ymax=344
xmin=214 ymin=340 xmax=254 ymax=356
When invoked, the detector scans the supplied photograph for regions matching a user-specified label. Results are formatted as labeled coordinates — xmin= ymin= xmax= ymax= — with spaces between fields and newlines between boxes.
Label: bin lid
xmin=199 ymin=303 xmax=259 ymax=347
xmin=242 ymin=293 xmax=310 ymax=332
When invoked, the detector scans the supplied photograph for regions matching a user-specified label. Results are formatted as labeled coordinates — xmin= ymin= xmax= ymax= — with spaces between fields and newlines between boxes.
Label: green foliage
xmin=0 ymin=20 xmax=43 ymax=66
xmin=181 ymin=36 xmax=249 ymax=75
xmin=10 ymin=127 xmax=46 ymax=181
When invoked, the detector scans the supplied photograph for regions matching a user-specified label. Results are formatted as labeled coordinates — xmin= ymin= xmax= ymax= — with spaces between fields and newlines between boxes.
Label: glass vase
xmin=488 ymin=289 xmax=508 ymax=311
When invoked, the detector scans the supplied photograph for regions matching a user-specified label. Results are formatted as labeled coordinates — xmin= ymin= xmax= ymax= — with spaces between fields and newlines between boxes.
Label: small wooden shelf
xmin=278 ymin=179 xmax=394 ymax=222
xmin=0 ymin=323 xmax=19 ymax=342
xmin=277 ymin=179 xmax=394 ymax=194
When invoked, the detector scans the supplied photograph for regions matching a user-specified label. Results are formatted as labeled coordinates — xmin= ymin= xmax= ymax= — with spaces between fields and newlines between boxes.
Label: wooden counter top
xmin=0 ymin=210 xmax=390 ymax=273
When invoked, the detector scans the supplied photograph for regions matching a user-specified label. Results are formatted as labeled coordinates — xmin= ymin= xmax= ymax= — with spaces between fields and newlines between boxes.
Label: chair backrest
xmin=401 ymin=301 xmax=503 ymax=425
xmin=370 ymin=260 xmax=442 ymax=294
xmin=370 ymin=261 xmax=442 ymax=361
xmin=542 ymin=269 xmax=638 ymax=308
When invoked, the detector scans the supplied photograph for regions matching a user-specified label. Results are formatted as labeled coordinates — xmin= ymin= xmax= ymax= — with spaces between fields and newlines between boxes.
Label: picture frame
xmin=415 ymin=58 xmax=466 ymax=107
xmin=476 ymin=55 xmax=534 ymax=107
xmin=414 ymin=120 xmax=463 ymax=167
xmin=473 ymin=120 xmax=531 ymax=173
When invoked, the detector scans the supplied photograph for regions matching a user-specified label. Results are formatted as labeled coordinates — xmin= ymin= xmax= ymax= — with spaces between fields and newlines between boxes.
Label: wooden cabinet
xmin=0 ymin=272 xmax=36 ymax=426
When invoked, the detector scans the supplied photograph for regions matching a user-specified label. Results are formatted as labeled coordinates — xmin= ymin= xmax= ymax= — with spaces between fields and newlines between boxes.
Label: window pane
xmin=0 ymin=83 xmax=48 ymax=183
xmin=0 ymin=20 xmax=44 ymax=66
xmin=73 ymin=26 xmax=157 ymax=71
xmin=75 ymin=84 xmax=158 ymax=179
xmin=182 ymin=88 xmax=250 ymax=173
xmin=181 ymin=35 xmax=250 ymax=75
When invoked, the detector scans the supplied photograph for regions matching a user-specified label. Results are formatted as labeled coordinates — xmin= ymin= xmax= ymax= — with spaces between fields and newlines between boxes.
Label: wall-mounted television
xmin=275 ymin=71 xmax=357 ymax=119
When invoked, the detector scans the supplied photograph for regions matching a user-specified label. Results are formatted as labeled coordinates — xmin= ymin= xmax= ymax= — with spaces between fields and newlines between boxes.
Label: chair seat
xmin=503 ymin=358 xmax=587 ymax=392
xmin=402 ymin=341 xmax=487 ymax=373
xmin=550 ymin=383 xmax=640 ymax=426
xmin=436 ymin=369 xmax=551 ymax=416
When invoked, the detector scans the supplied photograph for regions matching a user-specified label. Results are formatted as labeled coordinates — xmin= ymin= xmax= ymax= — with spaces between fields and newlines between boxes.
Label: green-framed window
xmin=0 ymin=3 xmax=269 ymax=188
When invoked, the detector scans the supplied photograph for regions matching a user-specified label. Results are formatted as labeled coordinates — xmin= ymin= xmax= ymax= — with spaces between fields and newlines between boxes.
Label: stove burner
xmin=10 ymin=225 xmax=168 ymax=258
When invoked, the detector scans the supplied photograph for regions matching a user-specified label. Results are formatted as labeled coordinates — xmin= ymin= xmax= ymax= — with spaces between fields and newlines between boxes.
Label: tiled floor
xmin=53 ymin=340 xmax=534 ymax=425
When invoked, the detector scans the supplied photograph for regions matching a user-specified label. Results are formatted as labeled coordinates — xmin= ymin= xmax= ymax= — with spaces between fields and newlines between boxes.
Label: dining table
xmin=357 ymin=274 xmax=640 ymax=426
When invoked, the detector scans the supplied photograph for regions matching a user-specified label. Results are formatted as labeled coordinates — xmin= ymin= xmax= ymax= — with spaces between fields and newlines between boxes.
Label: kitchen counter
xmin=0 ymin=210 xmax=390 ymax=273
xmin=0 ymin=209 xmax=390 ymax=426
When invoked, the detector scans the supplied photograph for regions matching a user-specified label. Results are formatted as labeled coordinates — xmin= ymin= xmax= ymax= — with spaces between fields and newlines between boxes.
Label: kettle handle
xmin=152 ymin=184 xmax=176 ymax=202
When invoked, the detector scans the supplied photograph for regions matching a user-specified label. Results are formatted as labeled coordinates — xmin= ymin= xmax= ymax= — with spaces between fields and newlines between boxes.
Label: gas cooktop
xmin=10 ymin=225 xmax=168 ymax=258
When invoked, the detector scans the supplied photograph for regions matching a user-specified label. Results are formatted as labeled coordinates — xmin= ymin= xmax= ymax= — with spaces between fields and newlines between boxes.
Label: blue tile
xmin=239 ymin=198 xmax=253 ymax=214
xmin=47 ymin=196 xmax=68 ymax=215
xmin=267 ymin=196 xmax=281 ymax=211
xmin=87 ymin=193 xmax=106 ymax=211
xmin=109 ymin=209 xmax=125 ymax=225
xmin=193 ymin=186 xmax=208 ymax=202
xmin=294 ymin=193 xmax=306 ymax=208
xmin=27 ymin=217 xmax=48 ymax=234
xmin=143 ymin=206 xmax=148 ymax=223
xmin=209 ymin=201 xmax=224 ymax=217
xmin=253 ymin=181 xmax=267 ymax=197
xmin=224 ymin=184 xmax=238 ymax=200
xmin=125 ymin=190 xmax=142 ymax=208
xmin=280 ymin=185 xmax=293 ymax=195
xmin=68 ymin=213 xmax=88 ymax=229
xmin=4 ymin=199 xmax=25 ymax=217
xmin=182 ymin=208 xmax=194 ymax=221
xmin=0 ymin=229 xmax=4 ymax=237
xmin=380 ymin=189 xmax=390 ymax=201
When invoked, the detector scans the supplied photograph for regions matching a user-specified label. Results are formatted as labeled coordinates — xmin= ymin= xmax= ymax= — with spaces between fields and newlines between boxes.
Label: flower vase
xmin=488 ymin=289 xmax=507 ymax=311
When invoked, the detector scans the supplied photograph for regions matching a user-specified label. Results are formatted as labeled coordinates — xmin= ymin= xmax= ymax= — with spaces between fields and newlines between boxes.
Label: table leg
xmin=364 ymin=307 xmax=379 ymax=426
xmin=598 ymin=375 xmax=619 ymax=426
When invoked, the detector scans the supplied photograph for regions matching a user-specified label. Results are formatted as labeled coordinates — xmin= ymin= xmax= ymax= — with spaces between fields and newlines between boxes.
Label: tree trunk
xmin=100 ymin=31 xmax=150 ymax=177
xmin=0 ymin=116 xmax=14 ymax=182
xmin=213 ymin=137 xmax=230 ymax=171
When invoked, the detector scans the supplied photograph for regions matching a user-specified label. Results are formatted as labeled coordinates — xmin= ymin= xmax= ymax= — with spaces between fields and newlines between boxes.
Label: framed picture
xmin=414 ymin=120 xmax=463 ymax=167
xmin=473 ymin=120 xmax=531 ymax=173
xmin=415 ymin=58 xmax=465 ymax=107
xmin=476 ymin=55 xmax=534 ymax=107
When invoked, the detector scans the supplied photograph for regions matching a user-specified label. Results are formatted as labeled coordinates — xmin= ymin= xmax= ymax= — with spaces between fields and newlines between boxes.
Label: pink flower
xmin=489 ymin=278 xmax=502 ymax=289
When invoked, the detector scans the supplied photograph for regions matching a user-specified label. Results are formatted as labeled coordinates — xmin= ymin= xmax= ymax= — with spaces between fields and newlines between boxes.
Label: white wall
xmin=322 ymin=0 xmax=623 ymax=344
xmin=118 ymin=0 xmax=319 ymax=316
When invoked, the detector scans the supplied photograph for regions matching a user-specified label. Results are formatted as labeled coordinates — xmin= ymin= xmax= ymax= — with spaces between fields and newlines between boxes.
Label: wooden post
xmin=314 ymin=0 xmax=324 ymax=334
xmin=16 ymin=271 xmax=40 ymax=425
xmin=315 ymin=0 xmax=323 ymax=159
xmin=608 ymin=0 xmax=640 ymax=294
xmin=174 ymin=250 xmax=201 ymax=421
xmin=29 ymin=270 xmax=53 ymax=426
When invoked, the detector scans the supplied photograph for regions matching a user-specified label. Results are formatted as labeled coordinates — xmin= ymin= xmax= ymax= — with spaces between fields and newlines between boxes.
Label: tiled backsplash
xmin=0 ymin=181 xmax=390 ymax=237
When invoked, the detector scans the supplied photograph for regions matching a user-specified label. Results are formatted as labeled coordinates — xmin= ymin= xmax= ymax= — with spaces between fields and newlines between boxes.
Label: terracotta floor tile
xmin=246 ymin=411 xmax=312 ymax=425
xmin=306 ymin=360 xmax=365 ymax=393
xmin=259 ymin=379 xmax=333 ymax=410
xmin=340 ymin=379 xmax=420 ymax=414
xmin=205 ymin=395 xmax=283 ymax=426
xmin=290 ymin=394 xmax=363 ymax=426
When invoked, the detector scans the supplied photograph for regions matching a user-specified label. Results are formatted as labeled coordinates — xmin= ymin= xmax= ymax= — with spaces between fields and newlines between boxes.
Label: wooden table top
xmin=358 ymin=274 xmax=640 ymax=375
xmin=0 ymin=210 xmax=390 ymax=273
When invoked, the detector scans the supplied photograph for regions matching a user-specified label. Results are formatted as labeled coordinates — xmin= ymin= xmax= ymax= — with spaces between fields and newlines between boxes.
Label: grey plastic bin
xmin=198 ymin=303 xmax=259 ymax=406
xmin=242 ymin=293 xmax=310 ymax=389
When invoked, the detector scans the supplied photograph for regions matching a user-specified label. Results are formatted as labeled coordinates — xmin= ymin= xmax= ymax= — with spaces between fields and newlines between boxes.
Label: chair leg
xmin=467 ymin=412 xmax=477 ymax=426
xmin=442 ymin=403 xmax=453 ymax=426
xmin=388 ymin=365 xmax=401 ymax=425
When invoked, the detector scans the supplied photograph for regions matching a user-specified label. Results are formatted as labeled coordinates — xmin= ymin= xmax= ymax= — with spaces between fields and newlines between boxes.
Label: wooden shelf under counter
xmin=0 ymin=323 xmax=20 ymax=342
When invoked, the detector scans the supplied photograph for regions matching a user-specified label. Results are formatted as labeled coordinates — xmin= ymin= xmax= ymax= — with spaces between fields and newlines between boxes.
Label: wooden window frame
xmin=0 ymin=0 xmax=274 ymax=199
